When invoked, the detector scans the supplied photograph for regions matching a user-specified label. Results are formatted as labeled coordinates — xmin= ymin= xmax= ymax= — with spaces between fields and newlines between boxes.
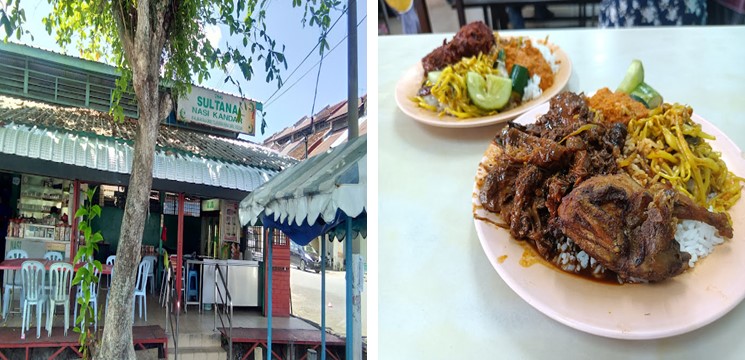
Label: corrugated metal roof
xmin=0 ymin=121 xmax=275 ymax=192
xmin=309 ymin=116 xmax=367 ymax=158
xmin=0 ymin=95 xmax=291 ymax=192
xmin=0 ymin=95 xmax=294 ymax=172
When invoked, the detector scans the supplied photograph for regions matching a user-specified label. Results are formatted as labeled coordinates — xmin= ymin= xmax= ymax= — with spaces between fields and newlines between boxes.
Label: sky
xmin=14 ymin=0 xmax=367 ymax=143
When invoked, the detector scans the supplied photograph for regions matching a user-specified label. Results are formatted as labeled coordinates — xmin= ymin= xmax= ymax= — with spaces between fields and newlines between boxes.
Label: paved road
xmin=290 ymin=267 xmax=367 ymax=337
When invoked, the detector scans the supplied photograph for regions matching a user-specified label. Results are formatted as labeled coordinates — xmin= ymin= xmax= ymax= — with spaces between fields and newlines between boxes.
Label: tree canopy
xmin=2 ymin=0 xmax=341 ymax=130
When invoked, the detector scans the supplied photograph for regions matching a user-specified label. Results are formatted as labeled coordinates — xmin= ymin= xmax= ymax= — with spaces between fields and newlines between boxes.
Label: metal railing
xmin=164 ymin=265 xmax=180 ymax=359
xmin=213 ymin=263 xmax=233 ymax=359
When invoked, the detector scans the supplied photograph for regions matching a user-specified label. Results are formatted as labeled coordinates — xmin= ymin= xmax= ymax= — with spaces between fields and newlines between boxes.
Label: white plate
xmin=395 ymin=38 xmax=572 ymax=128
xmin=473 ymin=103 xmax=745 ymax=339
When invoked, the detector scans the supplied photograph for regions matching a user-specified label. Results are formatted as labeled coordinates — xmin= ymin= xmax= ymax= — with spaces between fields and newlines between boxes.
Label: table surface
xmin=0 ymin=258 xmax=113 ymax=274
xmin=379 ymin=26 xmax=745 ymax=359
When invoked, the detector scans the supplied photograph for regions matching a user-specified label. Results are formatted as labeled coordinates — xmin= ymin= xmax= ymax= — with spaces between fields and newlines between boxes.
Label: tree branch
xmin=111 ymin=0 xmax=135 ymax=67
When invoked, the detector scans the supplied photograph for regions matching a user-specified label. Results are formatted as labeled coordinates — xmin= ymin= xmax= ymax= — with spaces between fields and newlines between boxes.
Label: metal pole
xmin=321 ymin=233 xmax=327 ymax=360
xmin=267 ymin=227 xmax=274 ymax=357
xmin=177 ymin=194 xmax=184 ymax=311
xmin=70 ymin=180 xmax=80 ymax=261
xmin=347 ymin=0 xmax=359 ymax=139
xmin=176 ymin=193 xmax=184 ymax=360
xmin=345 ymin=216 xmax=353 ymax=360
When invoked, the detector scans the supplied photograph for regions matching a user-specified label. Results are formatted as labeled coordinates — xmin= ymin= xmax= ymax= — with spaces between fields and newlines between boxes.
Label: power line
xmin=263 ymin=4 xmax=350 ymax=104
xmin=264 ymin=14 xmax=366 ymax=109
xmin=218 ymin=3 xmax=350 ymax=100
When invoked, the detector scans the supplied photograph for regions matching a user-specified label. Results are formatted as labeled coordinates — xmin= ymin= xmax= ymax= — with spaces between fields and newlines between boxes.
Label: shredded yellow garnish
xmin=414 ymin=50 xmax=503 ymax=119
xmin=621 ymin=103 xmax=744 ymax=212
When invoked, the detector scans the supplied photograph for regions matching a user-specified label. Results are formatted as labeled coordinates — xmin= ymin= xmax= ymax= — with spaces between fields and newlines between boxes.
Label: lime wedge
xmin=466 ymin=72 xmax=512 ymax=111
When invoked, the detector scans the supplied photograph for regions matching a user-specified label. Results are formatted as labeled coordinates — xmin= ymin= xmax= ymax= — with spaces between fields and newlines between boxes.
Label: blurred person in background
xmin=507 ymin=5 xmax=555 ymax=29
xmin=599 ymin=0 xmax=707 ymax=27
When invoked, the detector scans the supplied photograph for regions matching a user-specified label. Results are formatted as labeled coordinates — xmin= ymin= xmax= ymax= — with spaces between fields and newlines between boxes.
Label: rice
xmin=676 ymin=220 xmax=726 ymax=267
xmin=522 ymin=74 xmax=542 ymax=102
xmin=532 ymin=42 xmax=559 ymax=73
xmin=553 ymin=237 xmax=607 ymax=278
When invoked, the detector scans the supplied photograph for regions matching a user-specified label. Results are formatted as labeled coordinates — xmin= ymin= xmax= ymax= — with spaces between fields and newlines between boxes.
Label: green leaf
xmin=75 ymin=208 xmax=88 ymax=218
xmin=91 ymin=205 xmax=102 ymax=218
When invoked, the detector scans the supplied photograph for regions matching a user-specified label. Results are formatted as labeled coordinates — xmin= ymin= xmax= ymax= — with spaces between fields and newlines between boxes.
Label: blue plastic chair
xmin=3 ymin=249 xmax=28 ymax=319
xmin=133 ymin=259 xmax=151 ymax=322
xmin=20 ymin=260 xmax=47 ymax=339
xmin=141 ymin=255 xmax=156 ymax=294
xmin=46 ymin=262 xmax=73 ymax=336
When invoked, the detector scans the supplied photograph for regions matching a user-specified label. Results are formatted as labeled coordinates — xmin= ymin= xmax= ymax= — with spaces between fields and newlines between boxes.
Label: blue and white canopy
xmin=238 ymin=134 xmax=367 ymax=245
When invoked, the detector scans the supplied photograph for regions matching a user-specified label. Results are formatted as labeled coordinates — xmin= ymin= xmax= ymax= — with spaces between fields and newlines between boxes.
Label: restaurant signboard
xmin=177 ymin=85 xmax=259 ymax=135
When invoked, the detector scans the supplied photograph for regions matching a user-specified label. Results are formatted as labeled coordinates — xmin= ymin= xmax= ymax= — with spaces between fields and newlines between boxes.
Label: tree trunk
xmin=96 ymin=1 xmax=171 ymax=358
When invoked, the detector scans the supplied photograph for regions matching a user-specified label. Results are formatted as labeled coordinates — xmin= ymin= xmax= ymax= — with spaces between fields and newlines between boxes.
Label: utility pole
xmin=347 ymin=0 xmax=359 ymax=140
xmin=346 ymin=1 xmax=362 ymax=360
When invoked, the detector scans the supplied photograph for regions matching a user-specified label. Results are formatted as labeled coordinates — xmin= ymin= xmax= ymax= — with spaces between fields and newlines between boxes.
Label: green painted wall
xmin=91 ymin=206 xmax=161 ymax=254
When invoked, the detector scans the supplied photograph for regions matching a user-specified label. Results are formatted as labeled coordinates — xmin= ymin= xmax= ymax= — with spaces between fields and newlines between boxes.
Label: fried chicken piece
xmin=558 ymin=174 xmax=732 ymax=282
xmin=421 ymin=21 xmax=495 ymax=73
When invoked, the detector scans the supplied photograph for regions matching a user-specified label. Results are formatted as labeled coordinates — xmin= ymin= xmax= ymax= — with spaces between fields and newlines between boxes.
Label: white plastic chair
xmin=169 ymin=265 xmax=186 ymax=313
xmin=46 ymin=262 xmax=73 ymax=336
xmin=3 ymin=249 xmax=28 ymax=319
xmin=104 ymin=255 xmax=116 ymax=289
xmin=133 ymin=259 xmax=151 ymax=322
xmin=20 ymin=260 xmax=47 ymax=339
xmin=141 ymin=255 xmax=157 ymax=294
xmin=43 ymin=251 xmax=63 ymax=261
xmin=73 ymin=264 xmax=100 ymax=331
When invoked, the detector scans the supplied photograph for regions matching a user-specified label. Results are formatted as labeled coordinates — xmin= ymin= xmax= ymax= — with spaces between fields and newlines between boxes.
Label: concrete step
xmin=168 ymin=331 xmax=223 ymax=349
xmin=167 ymin=346 xmax=226 ymax=360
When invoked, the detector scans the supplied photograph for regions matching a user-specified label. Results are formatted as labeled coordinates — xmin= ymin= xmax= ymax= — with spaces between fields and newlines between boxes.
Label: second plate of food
xmin=395 ymin=35 xmax=572 ymax=128
xmin=472 ymin=101 xmax=745 ymax=339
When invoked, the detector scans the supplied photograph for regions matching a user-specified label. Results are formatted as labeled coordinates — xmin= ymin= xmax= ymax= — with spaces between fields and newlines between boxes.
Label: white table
xmin=379 ymin=26 xmax=745 ymax=359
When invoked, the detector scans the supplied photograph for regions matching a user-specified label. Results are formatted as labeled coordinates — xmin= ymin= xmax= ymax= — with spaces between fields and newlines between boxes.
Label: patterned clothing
xmin=599 ymin=0 xmax=707 ymax=27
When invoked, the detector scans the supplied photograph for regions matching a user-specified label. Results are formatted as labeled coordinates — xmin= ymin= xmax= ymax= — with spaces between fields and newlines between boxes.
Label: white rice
xmin=676 ymin=220 xmax=725 ymax=268
xmin=532 ymin=41 xmax=559 ymax=73
xmin=522 ymin=74 xmax=543 ymax=102
xmin=554 ymin=237 xmax=607 ymax=278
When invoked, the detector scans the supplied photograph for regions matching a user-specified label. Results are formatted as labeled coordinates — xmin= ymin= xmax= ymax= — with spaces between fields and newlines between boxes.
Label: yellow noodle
xmin=620 ymin=103 xmax=744 ymax=212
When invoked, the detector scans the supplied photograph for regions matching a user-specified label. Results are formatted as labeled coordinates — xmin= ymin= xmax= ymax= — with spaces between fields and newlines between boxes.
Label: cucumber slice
xmin=617 ymin=60 xmax=644 ymax=94
xmin=630 ymin=82 xmax=663 ymax=109
xmin=466 ymin=71 xmax=512 ymax=111
xmin=510 ymin=65 xmax=529 ymax=96
xmin=427 ymin=71 xmax=442 ymax=85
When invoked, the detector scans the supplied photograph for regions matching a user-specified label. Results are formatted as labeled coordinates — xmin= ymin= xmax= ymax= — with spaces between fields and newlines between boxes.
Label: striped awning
xmin=0 ymin=121 xmax=275 ymax=192
xmin=239 ymin=134 xmax=367 ymax=227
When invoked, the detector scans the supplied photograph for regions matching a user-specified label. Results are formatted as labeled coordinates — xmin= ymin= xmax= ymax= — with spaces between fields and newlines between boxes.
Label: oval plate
xmin=395 ymin=38 xmax=572 ymax=128
xmin=473 ymin=103 xmax=745 ymax=339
